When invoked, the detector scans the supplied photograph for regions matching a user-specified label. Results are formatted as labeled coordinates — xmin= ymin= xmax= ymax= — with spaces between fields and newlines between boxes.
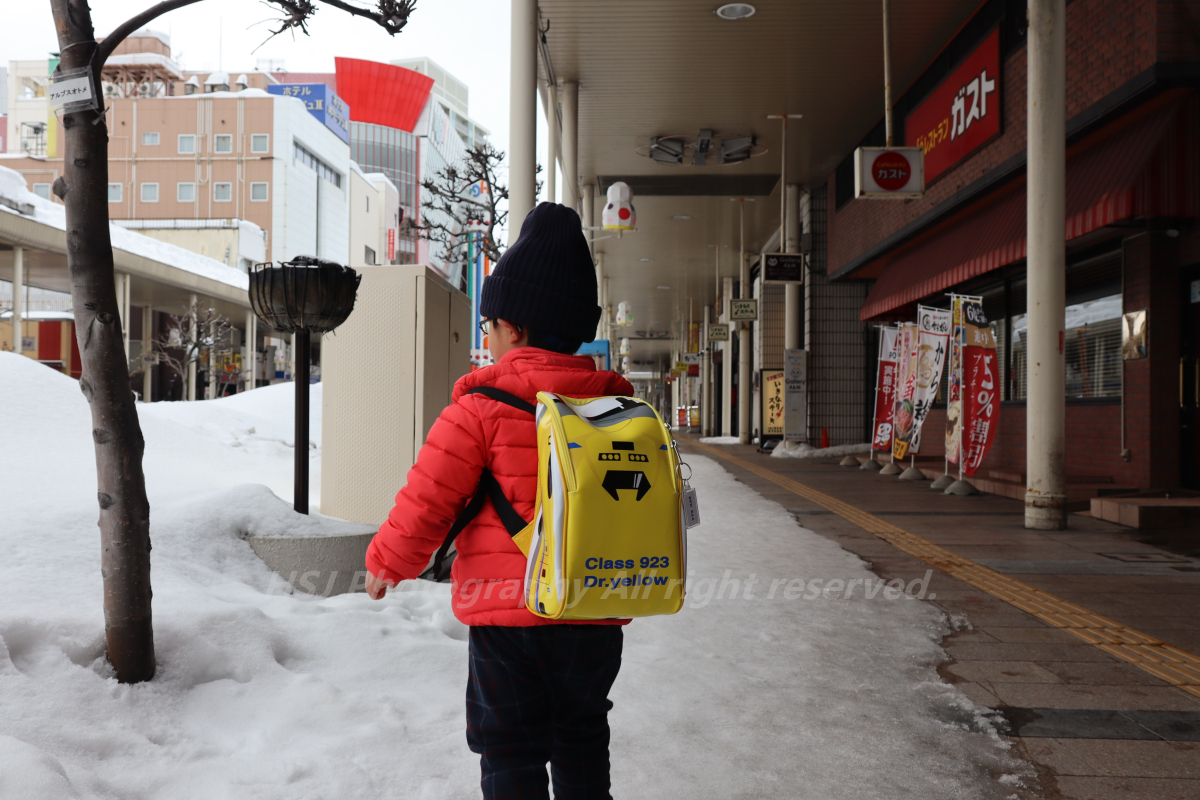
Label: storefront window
xmin=1009 ymin=293 xmax=1122 ymax=400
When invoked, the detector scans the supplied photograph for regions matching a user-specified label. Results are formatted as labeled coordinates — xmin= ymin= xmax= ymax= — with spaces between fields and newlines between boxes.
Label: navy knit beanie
xmin=479 ymin=202 xmax=601 ymax=343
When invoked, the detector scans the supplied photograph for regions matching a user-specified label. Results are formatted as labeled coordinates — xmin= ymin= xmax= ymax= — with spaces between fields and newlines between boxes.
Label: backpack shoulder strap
xmin=465 ymin=385 xmax=537 ymax=415
xmin=422 ymin=386 xmax=534 ymax=581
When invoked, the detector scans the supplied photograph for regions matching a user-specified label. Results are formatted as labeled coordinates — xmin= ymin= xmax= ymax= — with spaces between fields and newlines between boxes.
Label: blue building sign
xmin=267 ymin=84 xmax=350 ymax=145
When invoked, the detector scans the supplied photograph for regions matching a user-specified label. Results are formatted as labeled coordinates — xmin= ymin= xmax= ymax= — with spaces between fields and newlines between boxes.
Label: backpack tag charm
xmin=682 ymin=480 xmax=701 ymax=529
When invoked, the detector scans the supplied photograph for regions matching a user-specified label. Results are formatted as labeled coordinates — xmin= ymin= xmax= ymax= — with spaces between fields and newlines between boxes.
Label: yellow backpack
xmin=424 ymin=388 xmax=692 ymax=620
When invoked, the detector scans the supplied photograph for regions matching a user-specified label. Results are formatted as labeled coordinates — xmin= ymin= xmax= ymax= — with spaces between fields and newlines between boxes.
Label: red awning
xmin=860 ymin=96 xmax=1200 ymax=320
xmin=334 ymin=58 xmax=434 ymax=133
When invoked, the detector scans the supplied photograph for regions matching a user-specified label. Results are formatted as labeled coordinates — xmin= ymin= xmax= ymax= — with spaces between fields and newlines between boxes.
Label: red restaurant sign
xmin=905 ymin=27 xmax=1001 ymax=184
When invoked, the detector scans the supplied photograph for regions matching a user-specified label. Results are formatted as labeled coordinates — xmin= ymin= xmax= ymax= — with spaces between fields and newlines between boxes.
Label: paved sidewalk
xmin=680 ymin=438 xmax=1200 ymax=800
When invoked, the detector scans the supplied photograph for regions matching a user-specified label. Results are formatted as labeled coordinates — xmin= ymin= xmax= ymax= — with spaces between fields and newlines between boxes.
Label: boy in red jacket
xmin=366 ymin=203 xmax=633 ymax=800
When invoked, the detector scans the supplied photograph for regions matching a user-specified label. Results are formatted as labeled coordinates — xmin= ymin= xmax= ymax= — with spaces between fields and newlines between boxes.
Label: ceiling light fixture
xmin=718 ymin=135 xmax=757 ymax=164
xmin=636 ymin=130 xmax=767 ymax=166
xmin=673 ymin=214 xmax=692 ymax=220
xmin=715 ymin=3 xmax=756 ymax=20
xmin=640 ymin=258 xmax=655 ymax=262
xmin=649 ymin=136 xmax=684 ymax=164
xmin=657 ymin=286 xmax=670 ymax=290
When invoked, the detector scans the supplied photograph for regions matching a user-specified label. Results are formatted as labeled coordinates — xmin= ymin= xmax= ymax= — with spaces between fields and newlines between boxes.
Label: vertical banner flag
xmin=945 ymin=297 xmax=965 ymax=463
xmin=912 ymin=306 xmax=952 ymax=453
xmin=894 ymin=308 xmax=951 ymax=458
xmin=872 ymin=327 xmax=900 ymax=450
xmin=961 ymin=301 xmax=1000 ymax=475
xmin=762 ymin=368 xmax=785 ymax=437
xmin=891 ymin=323 xmax=919 ymax=460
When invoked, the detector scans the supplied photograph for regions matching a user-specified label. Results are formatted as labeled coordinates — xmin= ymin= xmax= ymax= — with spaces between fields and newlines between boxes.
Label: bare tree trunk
xmin=51 ymin=0 xmax=155 ymax=683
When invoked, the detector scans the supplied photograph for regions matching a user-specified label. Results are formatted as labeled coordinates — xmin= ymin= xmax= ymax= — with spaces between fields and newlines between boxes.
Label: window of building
xmin=142 ymin=131 xmax=160 ymax=146
xmin=293 ymin=141 xmax=342 ymax=188
xmin=32 ymin=183 xmax=51 ymax=200
xmin=365 ymin=246 xmax=376 ymax=265
xmin=214 ymin=134 xmax=233 ymax=154
xmin=108 ymin=183 xmax=122 ymax=203
xmin=178 ymin=134 xmax=196 ymax=154
xmin=940 ymin=248 xmax=1123 ymax=404
xmin=250 ymin=182 xmax=269 ymax=202
xmin=1008 ymin=294 xmax=1123 ymax=401
xmin=251 ymin=134 xmax=270 ymax=153
xmin=177 ymin=182 xmax=196 ymax=202
xmin=140 ymin=183 xmax=159 ymax=203
xmin=214 ymin=182 xmax=232 ymax=202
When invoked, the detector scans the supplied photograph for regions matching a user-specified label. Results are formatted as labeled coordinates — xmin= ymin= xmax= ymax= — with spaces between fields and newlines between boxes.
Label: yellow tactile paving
xmin=692 ymin=442 xmax=1200 ymax=700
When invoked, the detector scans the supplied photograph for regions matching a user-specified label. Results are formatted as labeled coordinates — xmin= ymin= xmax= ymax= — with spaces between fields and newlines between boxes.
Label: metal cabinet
xmin=321 ymin=264 xmax=471 ymax=525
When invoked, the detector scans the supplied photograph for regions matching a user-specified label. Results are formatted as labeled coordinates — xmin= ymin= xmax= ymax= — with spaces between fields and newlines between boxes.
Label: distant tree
xmin=48 ymin=0 xmax=415 ymax=683
xmin=142 ymin=302 xmax=234 ymax=401
xmin=417 ymin=142 xmax=542 ymax=267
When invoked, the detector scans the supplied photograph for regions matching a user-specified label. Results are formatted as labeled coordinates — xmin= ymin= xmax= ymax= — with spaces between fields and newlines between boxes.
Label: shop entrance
xmin=1182 ymin=264 xmax=1200 ymax=489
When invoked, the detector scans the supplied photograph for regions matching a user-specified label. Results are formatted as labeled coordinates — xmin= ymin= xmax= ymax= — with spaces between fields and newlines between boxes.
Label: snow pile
xmin=0 ymin=352 xmax=1026 ymax=798
xmin=772 ymin=440 xmax=873 ymax=459
xmin=0 ymin=165 xmax=248 ymax=291
xmin=698 ymin=435 xmax=742 ymax=445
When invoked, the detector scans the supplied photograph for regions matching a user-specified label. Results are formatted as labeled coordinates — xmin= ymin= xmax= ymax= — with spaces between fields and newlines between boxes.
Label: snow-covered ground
xmin=0 ymin=352 xmax=1027 ymax=799
xmin=698 ymin=435 xmax=742 ymax=445
xmin=771 ymin=440 xmax=873 ymax=459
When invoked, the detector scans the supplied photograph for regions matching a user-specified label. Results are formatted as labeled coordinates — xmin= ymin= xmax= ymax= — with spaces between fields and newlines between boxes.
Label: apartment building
xmin=5 ymin=60 xmax=53 ymax=159
xmin=349 ymin=164 xmax=401 ymax=267
xmin=2 ymin=88 xmax=350 ymax=268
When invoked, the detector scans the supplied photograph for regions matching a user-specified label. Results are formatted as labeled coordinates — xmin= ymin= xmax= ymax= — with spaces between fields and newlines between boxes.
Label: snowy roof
xmin=103 ymin=53 xmax=184 ymax=79
xmin=1 ymin=310 xmax=74 ymax=321
xmin=188 ymin=88 xmax=273 ymax=99
xmin=364 ymin=172 xmax=399 ymax=194
xmin=0 ymin=164 xmax=248 ymax=292
xmin=122 ymin=28 xmax=171 ymax=48
xmin=204 ymin=72 xmax=231 ymax=86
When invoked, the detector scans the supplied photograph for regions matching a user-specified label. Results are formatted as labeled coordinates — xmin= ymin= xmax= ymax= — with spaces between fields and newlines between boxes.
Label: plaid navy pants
xmin=466 ymin=624 xmax=624 ymax=800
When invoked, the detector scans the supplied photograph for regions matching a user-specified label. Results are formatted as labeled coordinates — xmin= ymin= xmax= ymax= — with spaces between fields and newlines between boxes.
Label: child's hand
xmin=366 ymin=571 xmax=395 ymax=600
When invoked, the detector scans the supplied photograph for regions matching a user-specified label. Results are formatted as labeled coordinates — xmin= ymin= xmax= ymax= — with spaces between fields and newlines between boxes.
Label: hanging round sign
xmin=871 ymin=151 xmax=912 ymax=192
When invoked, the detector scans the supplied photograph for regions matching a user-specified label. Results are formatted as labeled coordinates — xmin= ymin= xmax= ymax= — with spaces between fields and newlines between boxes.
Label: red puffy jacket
xmin=366 ymin=347 xmax=634 ymax=626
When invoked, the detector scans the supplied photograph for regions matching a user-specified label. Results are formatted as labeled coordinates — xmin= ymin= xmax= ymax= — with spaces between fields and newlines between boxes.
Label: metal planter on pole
xmin=248 ymin=256 xmax=362 ymax=514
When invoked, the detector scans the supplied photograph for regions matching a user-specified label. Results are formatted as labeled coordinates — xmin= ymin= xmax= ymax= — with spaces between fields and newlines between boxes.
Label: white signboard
xmin=731 ymin=299 xmax=758 ymax=321
xmin=784 ymin=348 xmax=807 ymax=443
xmin=49 ymin=76 xmax=95 ymax=109
xmin=682 ymin=353 xmax=701 ymax=365
xmin=708 ymin=324 xmax=729 ymax=342
xmin=854 ymin=146 xmax=925 ymax=199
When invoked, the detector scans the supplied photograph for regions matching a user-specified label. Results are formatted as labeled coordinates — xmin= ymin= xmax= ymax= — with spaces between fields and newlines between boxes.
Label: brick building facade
xmin=821 ymin=0 xmax=1200 ymax=492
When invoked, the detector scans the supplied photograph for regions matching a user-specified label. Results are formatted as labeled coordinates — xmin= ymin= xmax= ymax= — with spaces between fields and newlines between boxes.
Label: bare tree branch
xmin=416 ymin=141 xmax=541 ymax=267
xmin=319 ymin=0 xmax=417 ymax=35
xmin=96 ymin=0 xmax=415 ymax=67
xmin=96 ymin=0 xmax=207 ymax=65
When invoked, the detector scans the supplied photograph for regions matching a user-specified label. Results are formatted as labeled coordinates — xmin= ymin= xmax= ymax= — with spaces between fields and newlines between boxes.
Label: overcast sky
xmin=2 ymin=0 xmax=556 ymax=203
